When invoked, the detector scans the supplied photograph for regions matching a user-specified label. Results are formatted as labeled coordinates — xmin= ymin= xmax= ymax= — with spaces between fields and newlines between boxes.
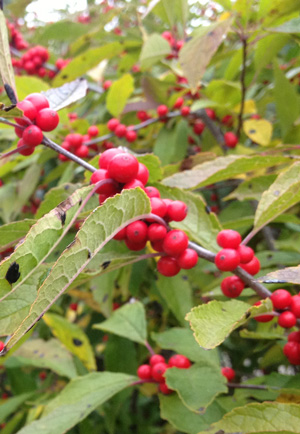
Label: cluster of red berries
xmin=161 ymin=31 xmax=184 ymax=59
xmin=7 ymin=21 xmax=28 ymax=51
xmin=14 ymin=93 xmax=59 ymax=156
xmin=13 ymin=46 xmax=49 ymax=78
xmin=59 ymin=125 xmax=99 ymax=161
xmin=137 ymin=353 xmax=191 ymax=394
xmin=107 ymin=118 xmax=138 ymax=143
xmin=91 ymin=149 xmax=198 ymax=276
xmin=214 ymin=230 xmax=260 ymax=298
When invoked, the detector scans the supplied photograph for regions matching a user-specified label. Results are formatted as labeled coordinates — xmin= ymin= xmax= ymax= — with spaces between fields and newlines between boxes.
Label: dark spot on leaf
xmin=73 ymin=338 xmax=83 ymax=346
xmin=79 ymin=199 xmax=82 ymax=206
xmin=87 ymin=249 xmax=92 ymax=259
xmin=245 ymin=312 xmax=251 ymax=319
xmin=102 ymin=261 xmax=111 ymax=270
xmin=102 ymin=293 xmax=108 ymax=302
xmin=249 ymin=129 xmax=256 ymax=134
xmin=5 ymin=262 xmax=20 ymax=284
xmin=267 ymin=254 xmax=273 ymax=260
xmin=205 ymin=205 xmax=211 ymax=214
xmin=182 ymin=275 xmax=188 ymax=280
xmin=248 ymin=183 xmax=252 ymax=188
xmin=64 ymin=185 xmax=70 ymax=190
xmin=221 ymin=308 xmax=226 ymax=312
xmin=87 ymin=404 xmax=92 ymax=408
xmin=60 ymin=211 xmax=66 ymax=226
xmin=62 ymin=75 xmax=68 ymax=79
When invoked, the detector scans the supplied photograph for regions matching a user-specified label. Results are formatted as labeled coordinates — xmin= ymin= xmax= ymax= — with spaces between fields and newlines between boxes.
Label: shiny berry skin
xmin=125 ymin=129 xmax=137 ymax=143
xmin=136 ymin=163 xmax=149 ymax=185
xmin=16 ymin=100 xmax=37 ymax=125
xmin=168 ymin=354 xmax=191 ymax=369
xmin=114 ymin=124 xmax=127 ymax=138
xmin=137 ymin=111 xmax=149 ymax=121
xmin=125 ymin=238 xmax=147 ymax=251
xmin=99 ymin=149 xmax=124 ymax=169
xmin=278 ymin=311 xmax=297 ymax=328
xmin=151 ymin=362 xmax=168 ymax=382
xmin=67 ymin=133 xmax=83 ymax=148
xmin=283 ymin=341 xmax=300 ymax=364
xmin=113 ymin=227 xmax=127 ymax=240
xmin=35 ymin=108 xmax=59 ymax=132
xmin=221 ymin=276 xmax=245 ymax=298
xmin=159 ymin=381 xmax=173 ymax=394
xmin=177 ymin=249 xmax=198 ymax=269
xmin=270 ymin=289 xmax=292 ymax=310
xmin=236 ymin=245 xmax=254 ymax=264
xmin=205 ymin=108 xmax=216 ymax=120
xmin=224 ymin=132 xmax=238 ymax=148
xmin=291 ymin=296 xmax=300 ymax=318
xmin=253 ymin=301 xmax=274 ymax=323
xmin=174 ymin=97 xmax=184 ymax=109
xmin=150 ymin=354 xmax=165 ymax=366
xmin=150 ymin=197 xmax=167 ymax=218
xmin=221 ymin=367 xmax=235 ymax=382
xmin=137 ymin=364 xmax=152 ymax=380
xmin=0 ymin=341 xmax=4 ymax=352
xmin=126 ymin=221 xmax=148 ymax=243
xmin=18 ymin=139 xmax=34 ymax=156
xmin=107 ymin=118 xmax=119 ymax=131
xmin=145 ymin=186 xmax=160 ymax=198
xmin=193 ymin=120 xmax=205 ymax=135
xmin=167 ymin=201 xmax=188 ymax=222
xmin=163 ymin=230 xmax=189 ymax=256
xmin=76 ymin=145 xmax=89 ymax=158
xmin=88 ymin=125 xmax=99 ymax=137
xmin=157 ymin=256 xmax=181 ymax=277
xmin=15 ymin=125 xmax=24 ymax=138
xmin=288 ymin=331 xmax=300 ymax=342
xmin=216 ymin=230 xmax=241 ymax=249
xmin=22 ymin=125 xmax=43 ymax=146
xmin=240 ymin=256 xmax=260 ymax=275
xmin=148 ymin=224 xmax=167 ymax=242
xmin=123 ymin=179 xmax=145 ymax=190
xmin=214 ymin=249 xmax=240 ymax=271
xmin=151 ymin=239 xmax=164 ymax=253
xmin=25 ymin=93 xmax=49 ymax=111
xmin=181 ymin=106 xmax=190 ymax=117
xmin=157 ymin=105 xmax=168 ymax=117
xmin=69 ymin=303 xmax=78 ymax=311
xmin=90 ymin=169 xmax=117 ymax=195
xmin=108 ymin=154 xmax=139 ymax=183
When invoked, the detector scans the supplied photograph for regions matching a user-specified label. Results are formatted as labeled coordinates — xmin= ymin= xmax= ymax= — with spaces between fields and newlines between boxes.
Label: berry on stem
xmin=108 ymin=153 xmax=139 ymax=183
xmin=270 ymin=289 xmax=292 ymax=310
xmin=216 ymin=230 xmax=241 ymax=249
xmin=35 ymin=108 xmax=59 ymax=132
xmin=215 ymin=249 xmax=240 ymax=271
xmin=151 ymin=362 xmax=168 ymax=382
xmin=177 ymin=249 xmax=198 ymax=269
xmin=278 ymin=311 xmax=297 ymax=328
xmin=150 ymin=354 xmax=165 ymax=366
xmin=221 ymin=367 xmax=235 ymax=382
xmin=22 ymin=125 xmax=43 ymax=147
xmin=168 ymin=354 xmax=191 ymax=369
xmin=137 ymin=364 xmax=152 ymax=380
xmin=157 ymin=256 xmax=181 ymax=277
xmin=221 ymin=276 xmax=245 ymax=298
xmin=163 ymin=230 xmax=189 ymax=256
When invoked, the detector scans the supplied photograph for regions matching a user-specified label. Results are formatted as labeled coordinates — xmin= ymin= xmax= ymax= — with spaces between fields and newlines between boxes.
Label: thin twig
xmin=196 ymin=109 xmax=226 ymax=151
xmin=227 ymin=382 xmax=280 ymax=391
xmin=236 ymin=36 xmax=247 ymax=138
xmin=144 ymin=340 xmax=156 ymax=356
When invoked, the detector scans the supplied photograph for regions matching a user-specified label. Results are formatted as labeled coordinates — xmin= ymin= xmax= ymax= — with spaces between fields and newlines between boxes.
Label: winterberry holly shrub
xmin=0 ymin=1 xmax=300 ymax=433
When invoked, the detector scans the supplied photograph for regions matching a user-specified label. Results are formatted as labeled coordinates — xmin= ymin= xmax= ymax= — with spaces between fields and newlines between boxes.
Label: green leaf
xmin=153 ymin=120 xmax=188 ymax=166
xmin=186 ymin=299 xmax=273 ymax=349
xmin=53 ymin=42 xmax=123 ymax=86
xmin=5 ymin=338 xmax=77 ymax=379
xmin=156 ymin=274 xmax=193 ymax=326
xmin=254 ymin=162 xmax=300 ymax=233
xmin=15 ymin=76 xmax=49 ymax=101
xmin=35 ymin=184 xmax=80 ymax=219
xmin=273 ymin=61 xmax=300 ymax=136
xmin=0 ymin=219 xmax=36 ymax=250
xmin=205 ymin=80 xmax=240 ymax=108
xmin=42 ymin=79 xmax=88 ymax=111
xmin=5 ymin=188 xmax=150 ymax=350
xmin=162 ymin=155 xmax=290 ymax=189
xmin=93 ymin=301 xmax=147 ymax=345
xmin=0 ymin=10 xmax=17 ymax=97
xmin=43 ymin=314 xmax=96 ymax=371
xmin=152 ymin=328 xmax=219 ymax=365
xmin=224 ymin=175 xmax=276 ymax=202
xmin=140 ymin=34 xmax=171 ymax=69
xmin=137 ymin=154 xmax=162 ymax=183
xmin=106 ymin=74 xmax=134 ymax=117
xmin=155 ymin=184 xmax=221 ymax=251
xmin=200 ymin=402 xmax=300 ymax=434
xmin=159 ymin=393 xmax=226 ymax=434
xmin=268 ymin=16 xmax=300 ymax=33
xmin=179 ymin=19 xmax=232 ymax=92
xmin=165 ymin=363 xmax=227 ymax=412
xmin=16 ymin=372 xmax=136 ymax=434
xmin=0 ymin=393 xmax=33 ymax=424
xmin=254 ymin=34 xmax=290 ymax=72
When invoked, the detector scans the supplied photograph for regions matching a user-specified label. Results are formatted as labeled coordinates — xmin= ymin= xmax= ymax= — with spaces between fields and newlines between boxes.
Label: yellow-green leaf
xmin=243 ymin=119 xmax=273 ymax=146
xmin=140 ymin=33 xmax=171 ymax=69
xmin=106 ymin=73 xmax=134 ymax=117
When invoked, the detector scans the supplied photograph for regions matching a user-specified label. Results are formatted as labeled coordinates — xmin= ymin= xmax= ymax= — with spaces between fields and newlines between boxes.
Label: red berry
xmin=18 ymin=140 xmax=34 ymax=156
xmin=22 ymin=125 xmax=43 ymax=147
xmin=215 ymin=249 xmax=240 ymax=271
xmin=150 ymin=197 xmax=167 ymax=218
xmin=114 ymin=124 xmax=127 ymax=138
xmin=15 ymin=125 xmax=24 ymax=138
xmin=88 ymin=125 xmax=99 ymax=137
xmin=157 ymin=105 xmax=168 ymax=117
xmin=16 ymin=100 xmax=37 ymax=125
xmin=99 ymin=149 xmax=124 ymax=169
xmin=145 ymin=186 xmax=160 ymax=198
xmin=283 ymin=341 xmax=300 ymax=364
xmin=137 ymin=111 xmax=149 ymax=122
xmin=181 ymin=106 xmax=190 ymax=116
xmin=221 ymin=114 xmax=233 ymax=127
xmin=221 ymin=276 xmax=245 ymax=298
xmin=113 ymin=227 xmax=127 ymax=240
xmin=39 ymin=371 xmax=47 ymax=381
xmin=148 ymin=224 xmax=167 ymax=242
xmin=224 ymin=132 xmax=238 ymax=148
xmin=278 ymin=311 xmax=297 ymax=328
xmin=151 ymin=362 xmax=168 ymax=382
xmin=174 ymin=97 xmax=184 ymax=109
xmin=271 ymin=289 xmax=292 ymax=310
xmin=193 ymin=120 xmax=205 ymax=135
xmin=236 ymin=245 xmax=254 ymax=264
xmin=151 ymin=239 xmax=165 ymax=253
xmin=166 ymin=201 xmax=188 ymax=222
xmin=150 ymin=354 xmax=165 ymax=366
xmin=177 ymin=249 xmax=198 ymax=269
xmin=126 ymin=221 xmax=148 ymax=243
xmin=103 ymin=80 xmax=112 ymax=90
xmin=221 ymin=367 xmax=235 ymax=382
xmin=253 ymin=301 xmax=274 ymax=323
xmin=125 ymin=238 xmax=147 ymax=251
xmin=90 ymin=169 xmax=117 ymax=195
xmin=159 ymin=381 xmax=173 ymax=394
xmin=240 ymin=256 xmax=260 ymax=275
xmin=107 ymin=118 xmax=120 ymax=131
xmin=0 ymin=341 xmax=4 ymax=352
xmin=69 ymin=303 xmax=78 ymax=311
xmin=25 ymin=93 xmax=49 ymax=111
xmin=205 ymin=108 xmax=216 ymax=120
xmin=168 ymin=354 xmax=191 ymax=369
xmin=125 ymin=129 xmax=137 ymax=143
xmin=216 ymin=230 xmax=241 ymax=249
xmin=108 ymin=153 xmax=139 ymax=183
xmin=288 ymin=331 xmax=300 ymax=342
xmin=291 ymin=296 xmax=300 ymax=318
xmin=36 ymin=108 xmax=59 ymax=132
xmin=163 ymin=230 xmax=189 ymax=256
xmin=67 ymin=133 xmax=83 ymax=149
xmin=123 ymin=179 xmax=145 ymax=190
xmin=157 ymin=256 xmax=181 ymax=277
xmin=136 ymin=163 xmax=149 ymax=185
xmin=137 ymin=364 xmax=152 ymax=380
